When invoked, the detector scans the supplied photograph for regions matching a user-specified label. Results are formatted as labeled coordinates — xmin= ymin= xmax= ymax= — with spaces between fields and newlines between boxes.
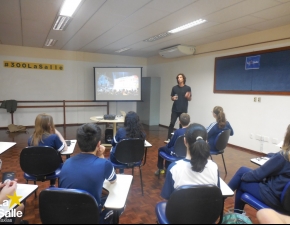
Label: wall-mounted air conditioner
xmin=159 ymin=45 xmax=195 ymax=58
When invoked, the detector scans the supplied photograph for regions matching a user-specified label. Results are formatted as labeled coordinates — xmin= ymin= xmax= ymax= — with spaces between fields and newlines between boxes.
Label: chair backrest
xmin=165 ymin=184 xmax=223 ymax=224
xmin=39 ymin=187 xmax=99 ymax=224
xmin=114 ymin=138 xmax=145 ymax=164
xmin=281 ymin=181 xmax=290 ymax=213
xmin=214 ymin=129 xmax=231 ymax=152
xmin=174 ymin=135 xmax=187 ymax=158
xmin=20 ymin=146 xmax=61 ymax=177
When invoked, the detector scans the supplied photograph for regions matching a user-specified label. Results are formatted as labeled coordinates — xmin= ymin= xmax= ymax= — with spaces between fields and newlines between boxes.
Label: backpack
xmin=7 ymin=124 xmax=27 ymax=133
xmin=222 ymin=210 xmax=252 ymax=224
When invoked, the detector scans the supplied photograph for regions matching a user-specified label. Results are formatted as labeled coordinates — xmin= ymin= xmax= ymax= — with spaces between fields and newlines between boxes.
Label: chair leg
xmin=221 ymin=154 xmax=227 ymax=174
xmin=139 ymin=167 xmax=144 ymax=196
xmin=210 ymin=155 xmax=213 ymax=160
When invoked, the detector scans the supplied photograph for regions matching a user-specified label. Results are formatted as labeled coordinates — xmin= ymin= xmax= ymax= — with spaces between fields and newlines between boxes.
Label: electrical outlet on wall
xmin=256 ymin=134 xmax=261 ymax=140
xmin=272 ymin=138 xmax=278 ymax=144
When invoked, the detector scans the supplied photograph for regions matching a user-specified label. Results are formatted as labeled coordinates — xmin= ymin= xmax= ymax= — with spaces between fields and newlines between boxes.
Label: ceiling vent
xmin=159 ymin=45 xmax=195 ymax=58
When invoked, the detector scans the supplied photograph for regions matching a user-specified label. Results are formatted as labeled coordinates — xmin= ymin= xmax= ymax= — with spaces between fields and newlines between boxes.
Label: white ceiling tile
xmin=204 ymin=0 xmax=281 ymax=23
xmin=0 ymin=0 xmax=289 ymax=57
xmin=206 ymin=16 xmax=266 ymax=34
xmin=251 ymin=2 xmax=290 ymax=20
xmin=246 ymin=14 xmax=290 ymax=30
xmin=145 ymin=0 xmax=197 ymax=13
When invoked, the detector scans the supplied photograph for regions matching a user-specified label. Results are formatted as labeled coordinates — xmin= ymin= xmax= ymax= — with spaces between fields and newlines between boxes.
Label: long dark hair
xmin=185 ymin=123 xmax=210 ymax=172
xmin=124 ymin=111 xmax=146 ymax=139
xmin=176 ymin=73 xmax=186 ymax=84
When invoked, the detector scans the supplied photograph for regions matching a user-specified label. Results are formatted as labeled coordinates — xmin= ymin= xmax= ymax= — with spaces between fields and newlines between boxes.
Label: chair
xmin=241 ymin=180 xmax=290 ymax=215
xmin=158 ymin=135 xmax=187 ymax=179
xmin=39 ymin=187 xmax=99 ymax=224
xmin=155 ymin=184 xmax=224 ymax=224
xmin=210 ymin=129 xmax=231 ymax=174
xmin=19 ymin=146 xmax=62 ymax=195
xmin=109 ymin=138 xmax=145 ymax=195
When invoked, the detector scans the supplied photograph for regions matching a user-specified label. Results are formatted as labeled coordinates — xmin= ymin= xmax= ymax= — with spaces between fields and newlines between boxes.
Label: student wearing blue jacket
xmin=155 ymin=113 xmax=190 ymax=175
xmin=206 ymin=106 xmax=234 ymax=152
xmin=228 ymin=124 xmax=290 ymax=212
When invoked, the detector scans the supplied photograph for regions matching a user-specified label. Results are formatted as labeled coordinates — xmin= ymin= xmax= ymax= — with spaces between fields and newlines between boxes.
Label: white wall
xmin=0 ymin=45 xmax=147 ymax=127
xmin=147 ymin=24 xmax=290 ymax=154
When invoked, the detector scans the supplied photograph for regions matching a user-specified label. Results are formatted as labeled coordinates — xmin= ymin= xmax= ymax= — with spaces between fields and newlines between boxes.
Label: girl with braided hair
xmin=207 ymin=106 xmax=234 ymax=153
xmin=161 ymin=123 xmax=220 ymax=200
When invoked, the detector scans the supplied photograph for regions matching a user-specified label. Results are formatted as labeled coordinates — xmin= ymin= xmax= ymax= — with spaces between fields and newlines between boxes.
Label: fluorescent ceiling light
xmin=115 ymin=48 xmax=131 ymax=53
xmin=168 ymin=19 xmax=206 ymax=33
xmin=45 ymin=39 xmax=57 ymax=47
xmin=60 ymin=0 xmax=82 ymax=17
xmin=53 ymin=16 xmax=70 ymax=30
xmin=143 ymin=32 xmax=171 ymax=42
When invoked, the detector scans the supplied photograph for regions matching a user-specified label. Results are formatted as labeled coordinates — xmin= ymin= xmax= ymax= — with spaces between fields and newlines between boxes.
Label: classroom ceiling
xmin=0 ymin=0 xmax=290 ymax=58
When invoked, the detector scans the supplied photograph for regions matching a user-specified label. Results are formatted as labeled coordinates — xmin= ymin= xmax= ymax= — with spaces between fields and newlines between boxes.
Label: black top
xmin=171 ymin=85 xmax=191 ymax=113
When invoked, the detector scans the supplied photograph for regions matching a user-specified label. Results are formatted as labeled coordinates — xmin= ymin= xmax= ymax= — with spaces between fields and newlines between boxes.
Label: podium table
xmin=90 ymin=116 xmax=124 ymax=147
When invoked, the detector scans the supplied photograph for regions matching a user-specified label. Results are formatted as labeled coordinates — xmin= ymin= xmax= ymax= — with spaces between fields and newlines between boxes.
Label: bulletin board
xmin=214 ymin=46 xmax=290 ymax=95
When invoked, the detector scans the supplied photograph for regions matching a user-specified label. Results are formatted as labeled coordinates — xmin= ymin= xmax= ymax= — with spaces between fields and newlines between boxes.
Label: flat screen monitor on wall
xmin=94 ymin=67 xmax=142 ymax=101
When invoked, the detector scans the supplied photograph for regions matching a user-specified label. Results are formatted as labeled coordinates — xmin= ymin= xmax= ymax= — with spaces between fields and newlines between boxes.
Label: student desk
xmin=103 ymin=174 xmax=133 ymax=224
xmin=0 ymin=142 xmax=16 ymax=155
xmin=0 ymin=184 xmax=38 ymax=219
xmin=219 ymin=177 xmax=234 ymax=197
xmin=61 ymin=140 xmax=77 ymax=159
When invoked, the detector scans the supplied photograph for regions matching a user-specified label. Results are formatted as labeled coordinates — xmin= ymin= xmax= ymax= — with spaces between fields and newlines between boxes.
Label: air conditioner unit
xmin=159 ymin=45 xmax=195 ymax=58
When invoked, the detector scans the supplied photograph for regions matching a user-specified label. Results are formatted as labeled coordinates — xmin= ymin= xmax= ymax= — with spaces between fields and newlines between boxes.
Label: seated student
xmin=228 ymin=124 xmax=290 ymax=213
xmin=110 ymin=111 xmax=146 ymax=173
xmin=28 ymin=113 xmax=68 ymax=153
xmin=59 ymin=123 xmax=117 ymax=223
xmin=257 ymin=208 xmax=290 ymax=224
xmin=161 ymin=123 xmax=220 ymax=200
xmin=0 ymin=180 xmax=26 ymax=224
xmin=206 ymin=106 xmax=234 ymax=152
xmin=28 ymin=113 xmax=67 ymax=186
xmin=155 ymin=113 xmax=190 ymax=175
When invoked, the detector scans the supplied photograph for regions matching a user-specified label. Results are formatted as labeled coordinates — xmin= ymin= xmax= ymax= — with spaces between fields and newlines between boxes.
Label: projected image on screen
xmin=94 ymin=67 xmax=142 ymax=101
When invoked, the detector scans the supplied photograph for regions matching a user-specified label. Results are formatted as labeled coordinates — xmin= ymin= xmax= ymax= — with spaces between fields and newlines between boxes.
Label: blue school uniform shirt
xmin=28 ymin=134 xmax=64 ymax=152
xmin=206 ymin=121 xmax=234 ymax=152
xmin=59 ymin=153 xmax=116 ymax=207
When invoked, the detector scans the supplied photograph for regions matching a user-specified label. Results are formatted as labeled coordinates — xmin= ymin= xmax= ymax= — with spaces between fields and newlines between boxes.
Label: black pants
xmin=167 ymin=111 xmax=183 ymax=139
